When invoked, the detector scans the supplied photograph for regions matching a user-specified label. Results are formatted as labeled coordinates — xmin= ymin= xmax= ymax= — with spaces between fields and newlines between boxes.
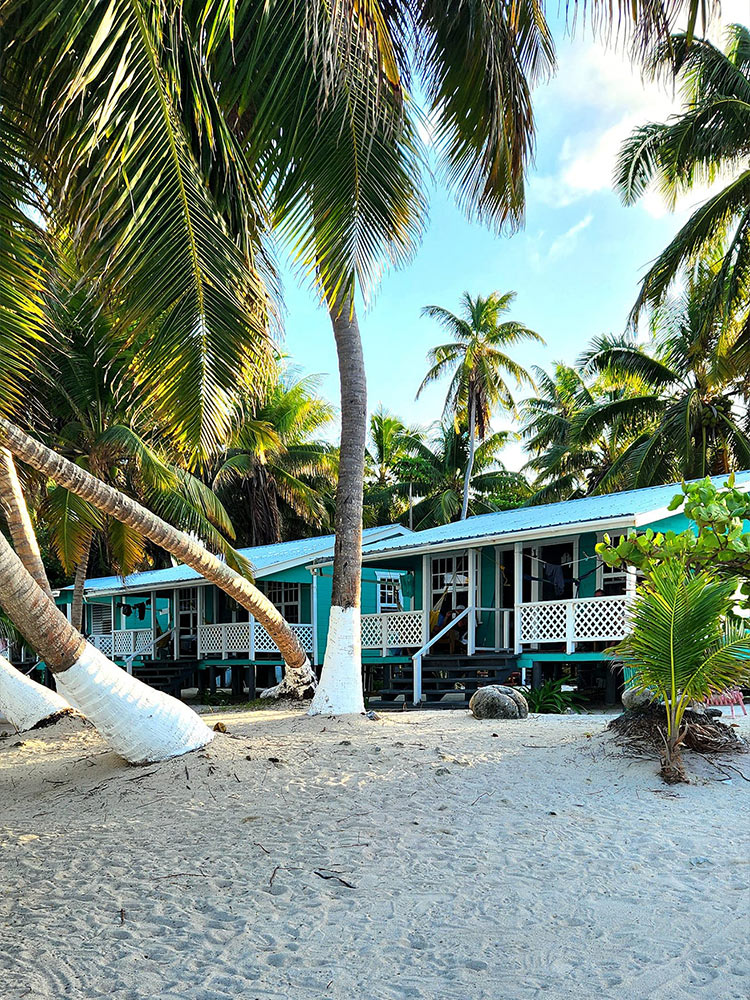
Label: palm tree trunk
xmin=461 ymin=398 xmax=476 ymax=520
xmin=309 ymin=294 xmax=367 ymax=715
xmin=0 ymin=528 xmax=212 ymax=761
xmin=0 ymin=447 xmax=52 ymax=596
xmin=0 ymin=653 xmax=72 ymax=732
xmin=0 ymin=417 xmax=316 ymax=697
xmin=71 ymin=529 xmax=93 ymax=633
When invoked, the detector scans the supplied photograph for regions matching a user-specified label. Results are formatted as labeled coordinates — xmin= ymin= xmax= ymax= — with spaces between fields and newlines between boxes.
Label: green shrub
xmin=521 ymin=676 xmax=586 ymax=714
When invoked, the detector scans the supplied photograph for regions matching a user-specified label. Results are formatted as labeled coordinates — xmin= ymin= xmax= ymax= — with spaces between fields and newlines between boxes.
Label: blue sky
xmin=276 ymin=3 xmax=747 ymax=470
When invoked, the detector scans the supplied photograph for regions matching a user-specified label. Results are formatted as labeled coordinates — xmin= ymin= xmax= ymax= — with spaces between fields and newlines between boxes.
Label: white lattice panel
xmin=199 ymin=625 xmax=224 ymax=654
xmin=113 ymin=630 xmax=134 ymax=655
xmin=291 ymin=624 xmax=314 ymax=653
xmin=225 ymin=622 xmax=251 ymax=652
xmin=254 ymin=624 xmax=279 ymax=654
xmin=574 ymin=598 xmax=628 ymax=640
xmin=361 ymin=615 xmax=385 ymax=649
xmin=90 ymin=634 xmax=113 ymax=656
xmin=384 ymin=611 xmax=423 ymax=648
xmin=133 ymin=629 xmax=154 ymax=654
xmin=519 ymin=603 xmax=566 ymax=642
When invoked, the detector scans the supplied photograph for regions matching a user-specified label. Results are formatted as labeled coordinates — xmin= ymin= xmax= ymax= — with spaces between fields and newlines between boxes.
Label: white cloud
xmin=530 ymin=3 xmax=748 ymax=217
xmin=549 ymin=213 xmax=594 ymax=258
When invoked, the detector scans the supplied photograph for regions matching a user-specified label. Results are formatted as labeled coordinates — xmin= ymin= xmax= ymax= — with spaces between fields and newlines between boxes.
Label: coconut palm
xmin=418 ymin=292 xmax=542 ymax=519
xmin=0 ymin=2 xmax=322 ymax=729
xmin=617 ymin=24 xmax=750 ymax=336
xmin=363 ymin=408 xmax=424 ymax=527
xmin=0 ymin=417 xmax=317 ymax=694
xmin=212 ymin=370 xmax=337 ymax=546
xmin=581 ymin=264 xmax=750 ymax=485
xmin=403 ymin=422 xmax=530 ymax=529
xmin=521 ymin=363 xmax=653 ymax=503
xmin=613 ymin=561 xmax=750 ymax=782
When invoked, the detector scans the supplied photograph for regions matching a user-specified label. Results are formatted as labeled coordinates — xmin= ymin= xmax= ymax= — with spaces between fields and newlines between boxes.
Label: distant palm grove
xmin=0 ymin=2 xmax=747 ymax=601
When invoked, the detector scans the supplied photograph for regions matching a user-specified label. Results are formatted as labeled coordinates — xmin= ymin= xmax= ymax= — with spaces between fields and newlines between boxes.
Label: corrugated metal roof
xmin=355 ymin=471 xmax=750 ymax=559
xmin=74 ymin=524 xmax=410 ymax=594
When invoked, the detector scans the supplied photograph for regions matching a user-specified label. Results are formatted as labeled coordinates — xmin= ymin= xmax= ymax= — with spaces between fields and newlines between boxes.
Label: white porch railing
xmin=516 ymin=596 xmax=631 ymax=654
xmin=197 ymin=620 xmax=314 ymax=659
xmin=90 ymin=628 xmax=154 ymax=659
xmin=360 ymin=610 xmax=426 ymax=654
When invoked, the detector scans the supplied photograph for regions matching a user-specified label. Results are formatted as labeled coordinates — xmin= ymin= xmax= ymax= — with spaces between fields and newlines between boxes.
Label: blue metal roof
xmin=74 ymin=524 xmax=411 ymax=594
xmin=357 ymin=472 xmax=750 ymax=559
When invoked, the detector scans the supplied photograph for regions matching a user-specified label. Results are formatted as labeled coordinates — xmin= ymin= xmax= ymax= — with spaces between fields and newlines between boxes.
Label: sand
xmin=1 ymin=706 xmax=748 ymax=1000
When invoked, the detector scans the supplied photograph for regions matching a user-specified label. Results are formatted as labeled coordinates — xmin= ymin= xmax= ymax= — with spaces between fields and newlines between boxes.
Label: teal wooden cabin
xmin=53 ymin=472 xmax=750 ymax=706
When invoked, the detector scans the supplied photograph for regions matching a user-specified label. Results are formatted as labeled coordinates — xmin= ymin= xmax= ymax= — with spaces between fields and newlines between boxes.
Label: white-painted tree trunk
xmin=0 ymin=656 xmax=73 ymax=731
xmin=55 ymin=643 xmax=213 ymax=764
xmin=308 ymin=606 xmax=365 ymax=716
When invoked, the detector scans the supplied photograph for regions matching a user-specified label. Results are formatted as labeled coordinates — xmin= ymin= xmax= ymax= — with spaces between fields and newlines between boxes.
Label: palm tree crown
xmin=418 ymin=291 xmax=542 ymax=518
xmin=617 ymin=24 xmax=750 ymax=340
xmin=580 ymin=263 xmax=750 ymax=485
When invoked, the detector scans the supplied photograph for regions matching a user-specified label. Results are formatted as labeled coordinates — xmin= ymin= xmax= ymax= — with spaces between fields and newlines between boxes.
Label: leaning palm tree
xmin=418 ymin=292 xmax=542 ymax=519
xmin=0 ymin=2 xmax=323 ymax=732
xmin=0 ymin=528 xmax=213 ymax=761
xmin=616 ymin=24 xmax=750 ymax=334
xmin=37 ymin=307 xmax=245 ymax=631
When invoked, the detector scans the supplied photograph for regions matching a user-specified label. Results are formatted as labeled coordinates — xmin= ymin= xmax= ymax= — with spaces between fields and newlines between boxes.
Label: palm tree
xmin=36 ymin=284 xmax=251 ymax=631
xmin=212 ymin=370 xmax=337 ymax=546
xmin=364 ymin=408 xmax=424 ymax=527
xmin=580 ymin=264 xmax=750 ymax=485
xmin=613 ymin=561 xmax=750 ymax=783
xmin=0 ymin=3 xmax=327 ymax=734
xmin=418 ymin=291 xmax=542 ymax=520
xmin=403 ymin=422 xmax=530 ymax=529
xmin=0 ymin=417 xmax=318 ymax=692
xmin=521 ymin=363 xmax=653 ymax=502
xmin=0 ymin=525 xmax=213 ymax=761
xmin=616 ymin=25 xmax=750 ymax=335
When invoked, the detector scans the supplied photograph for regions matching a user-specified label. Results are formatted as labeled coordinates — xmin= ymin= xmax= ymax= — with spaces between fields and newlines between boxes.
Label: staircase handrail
xmin=411 ymin=605 xmax=474 ymax=706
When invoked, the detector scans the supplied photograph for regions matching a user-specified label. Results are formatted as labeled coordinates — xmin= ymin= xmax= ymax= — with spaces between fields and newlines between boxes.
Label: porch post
xmin=421 ymin=553 xmax=430 ymax=644
xmin=467 ymin=548 xmax=477 ymax=655
xmin=249 ymin=615 xmax=256 ymax=660
xmin=311 ymin=570 xmax=319 ymax=665
xmin=513 ymin=541 xmax=523 ymax=655
xmin=196 ymin=587 xmax=204 ymax=660
xmin=565 ymin=602 xmax=575 ymax=655
xmin=172 ymin=589 xmax=179 ymax=661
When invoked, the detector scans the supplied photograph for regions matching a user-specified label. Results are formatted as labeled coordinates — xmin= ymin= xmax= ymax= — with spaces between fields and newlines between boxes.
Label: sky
xmin=275 ymin=2 xmax=749 ymax=471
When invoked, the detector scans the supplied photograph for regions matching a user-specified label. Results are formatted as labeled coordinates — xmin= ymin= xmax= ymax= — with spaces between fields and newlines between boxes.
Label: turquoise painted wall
xmin=578 ymin=532 xmax=598 ymax=598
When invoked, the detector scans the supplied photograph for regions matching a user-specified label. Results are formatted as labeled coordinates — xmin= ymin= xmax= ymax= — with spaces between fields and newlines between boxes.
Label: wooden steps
xmin=131 ymin=660 xmax=199 ymax=699
xmin=366 ymin=653 xmax=519 ymax=710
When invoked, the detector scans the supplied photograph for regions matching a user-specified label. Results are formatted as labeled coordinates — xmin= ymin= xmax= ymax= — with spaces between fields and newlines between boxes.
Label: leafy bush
xmin=521 ymin=677 xmax=586 ymax=714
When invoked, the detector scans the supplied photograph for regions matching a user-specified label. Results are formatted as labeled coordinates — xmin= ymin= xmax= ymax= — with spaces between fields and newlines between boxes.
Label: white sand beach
xmin=1 ymin=707 xmax=748 ymax=1000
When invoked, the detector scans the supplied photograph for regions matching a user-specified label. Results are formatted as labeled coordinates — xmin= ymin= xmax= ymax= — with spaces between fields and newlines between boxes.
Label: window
xmin=90 ymin=602 xmax=113 ymax=634
xmin=377 ymin=574 xmax=402 ymax=613
xmin=599 ymin=560 xmax=627 ymax=596
xmin=263 ymin=582 xmax=301 ymax=623
xmin=430 ymin=554 xmax=469 ymax=610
